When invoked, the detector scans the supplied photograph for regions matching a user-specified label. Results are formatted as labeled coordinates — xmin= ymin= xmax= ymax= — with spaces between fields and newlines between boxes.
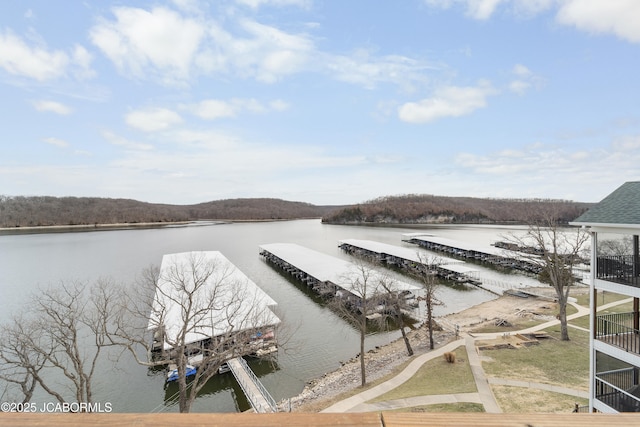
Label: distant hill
xmin=321 ymin=194 xmax=591 ymax=225
xmin=0 ymin=196 xmax=340 ymax=228
xmin=0 ymin=194 xmax=592 ymax=229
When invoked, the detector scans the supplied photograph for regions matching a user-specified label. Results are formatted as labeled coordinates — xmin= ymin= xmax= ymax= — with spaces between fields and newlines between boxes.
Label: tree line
xmin=0 ymin=196 xmax=338 ymax=228
xmin=0 ymin=193 xmax=592 ymax=228
xmin=321 ymin=194 xmax=592 ymax=225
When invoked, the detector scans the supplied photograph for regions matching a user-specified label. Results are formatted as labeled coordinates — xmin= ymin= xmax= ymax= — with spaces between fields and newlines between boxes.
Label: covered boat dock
xmin=338 ymin=239 xmax=480 ymax=284
xmin=402 ymin=233 xmax=542 ymax=274
xmin=259 ymin=243 xmax=420 ymax=309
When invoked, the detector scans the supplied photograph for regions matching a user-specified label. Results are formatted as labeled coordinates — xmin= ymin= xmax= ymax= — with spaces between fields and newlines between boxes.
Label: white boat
xmin=167 ymin=364 xmax=196 ymax=382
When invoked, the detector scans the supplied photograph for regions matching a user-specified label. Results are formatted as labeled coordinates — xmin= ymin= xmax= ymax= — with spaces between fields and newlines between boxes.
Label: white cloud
xmin=71 ymin=45 xmax=95 ymax=79
xmin=236 ymin=0 xmax=311 ymax=9
xmin=0 ymin=29 xmax=69 ymax=81
xmin=33 ymin=100 xmax=72 ymax=115
xmin=454 ymin=138 xmax=640 ymax=200
xmin=125 ymin=108 xmax=183 ymax=132
xmin=424 ymin=0 xmax=507 ymax=20
xmin=556 ymin=0 xmax=640 ymax=44
xmin=398 ymin=82 xmax=496 ymax=123
xmin=0 ymin=29 xmax=95 ymax=82
xmin=90 ymin=6 xmax=205 ymax=83
xmin=102 ymin=130 xmax=154 ymax=150
xmin=508 ymin=63 xmax=543 ymax=95
xmin=426 ymin=0 xmax=640 ymax=44
xmin=323 ymin=50 xmax=434 ymax=90
xmin=184 ymin=98 xmax=290 ymax=120
xmin=43 ymin=137 xmax=69 ymax=148
xmin=216 ymin=18 xmax=314 ymax=83
xmin=89 ymin=4 xmax=436 ymax=89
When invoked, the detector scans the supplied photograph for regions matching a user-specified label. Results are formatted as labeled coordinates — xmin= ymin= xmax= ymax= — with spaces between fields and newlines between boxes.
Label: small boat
xmin=167 ymin=364 xmax=196 ymax=382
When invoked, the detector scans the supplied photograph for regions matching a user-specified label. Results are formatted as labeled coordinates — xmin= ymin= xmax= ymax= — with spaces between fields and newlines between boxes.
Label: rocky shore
xmin=281 ymin=326 xmax=455 ymax=412
xmin=281 ymin=288 xmax=577 ymax=412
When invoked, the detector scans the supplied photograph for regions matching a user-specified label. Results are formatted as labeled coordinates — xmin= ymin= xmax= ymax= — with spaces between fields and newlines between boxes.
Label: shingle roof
xmin=572 ymin=181 xmax=640 ymax=226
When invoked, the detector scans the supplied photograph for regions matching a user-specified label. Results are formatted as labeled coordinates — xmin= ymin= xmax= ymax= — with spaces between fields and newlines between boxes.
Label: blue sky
xmin=2 ymin=0 xmax=639 ymax=205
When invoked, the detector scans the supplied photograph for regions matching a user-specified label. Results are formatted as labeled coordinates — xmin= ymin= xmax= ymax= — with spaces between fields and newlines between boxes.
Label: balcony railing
xmin=597 ymin=255 xmax=640 ymax=287
xmin=596 ymin=312 xmax=640 ymax=355
xmin=596 ymin=368 xmax=640 ymax=412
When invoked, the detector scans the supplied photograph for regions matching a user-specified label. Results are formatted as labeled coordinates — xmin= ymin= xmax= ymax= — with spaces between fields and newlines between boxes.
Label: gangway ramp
xmin=226 ymin=357 xmax=277 ymax=413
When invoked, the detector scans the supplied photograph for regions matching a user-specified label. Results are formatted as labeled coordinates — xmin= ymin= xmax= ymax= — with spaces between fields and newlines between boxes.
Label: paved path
xmin=321 ymin=295 xmax=625 ymax=413
xmin=320 ymin=339 xmax=465 ymax=413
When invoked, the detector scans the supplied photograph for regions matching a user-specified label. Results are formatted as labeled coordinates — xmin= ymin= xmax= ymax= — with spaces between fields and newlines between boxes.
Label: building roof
xmin=572 ymin=181 xmax=640 ymax=227
xmin=148 ymin=251 xmax=280 ymax=350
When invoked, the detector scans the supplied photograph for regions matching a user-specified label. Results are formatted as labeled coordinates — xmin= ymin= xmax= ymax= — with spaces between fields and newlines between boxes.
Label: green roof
xmin=572 ymin=181 xmax=640 ymax=226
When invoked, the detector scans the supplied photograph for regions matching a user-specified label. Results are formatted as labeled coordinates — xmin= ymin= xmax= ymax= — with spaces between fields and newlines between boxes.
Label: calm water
xmin=0 ymin=220 xmax=538 ymax=412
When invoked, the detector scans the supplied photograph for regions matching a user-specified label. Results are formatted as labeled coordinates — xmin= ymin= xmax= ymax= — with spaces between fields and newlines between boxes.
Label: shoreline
xmin=0 ymin=218 xmax=326 ymax=235
xmin=283 ymin=287 xmax=583 ymax=412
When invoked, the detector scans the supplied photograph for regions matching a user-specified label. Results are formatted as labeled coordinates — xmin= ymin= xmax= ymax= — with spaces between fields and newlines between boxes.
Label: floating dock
xmin=259 ymin=243 xmax=420 ymax=303
xmin=148 ymin=251 xmax=281 ymax=351
xmin=148 ymin=251 xmax=280 ymax=412
xmin=338 ymin=239 xmax=479 ymax=283
xmin=402 ymin=233 xmax=542 ymax=274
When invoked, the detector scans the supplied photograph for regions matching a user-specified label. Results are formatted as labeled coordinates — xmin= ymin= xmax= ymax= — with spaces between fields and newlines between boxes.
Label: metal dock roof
xmin=148 ymin=251 xmax=280 ymax=350
xmin=259 ymin=243 xmax=420 ymax=296
xmin=338 ymin=238 xmax=464 ymax=265
xmin=402 ymin=233 xmax=535 ymax=261
xmin=339 ymin=238 xmax=479 ymax=277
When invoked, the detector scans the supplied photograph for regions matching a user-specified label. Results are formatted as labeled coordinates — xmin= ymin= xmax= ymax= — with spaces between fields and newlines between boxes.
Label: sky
xmin=2 ymin=0 xmax=640 ymax=206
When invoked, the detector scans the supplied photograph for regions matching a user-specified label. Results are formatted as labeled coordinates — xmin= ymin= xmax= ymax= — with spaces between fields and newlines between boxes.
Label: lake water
xmin=0 ymin=220 xmax=539 ymax=412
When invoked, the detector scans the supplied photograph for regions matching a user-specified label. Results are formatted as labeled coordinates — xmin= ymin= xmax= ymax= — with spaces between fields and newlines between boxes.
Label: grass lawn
xmin=574 ymin=290 xmax=631 ymax=308
xmin=570 ymin=296 xmax=633 ymax=329
xmin=492 ymin=386 xmax=588 ymax=413
xmin=481 ymin=327 xmax=589 ymax=389
xmin=367 ymin=346 xmax=476 ymax=403
xmin=384 ymin=402 xmax=484 ymax=413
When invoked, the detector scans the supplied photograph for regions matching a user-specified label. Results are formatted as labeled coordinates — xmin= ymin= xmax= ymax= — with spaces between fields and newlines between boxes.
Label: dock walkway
xmin=227 ymin=357 xmax=277 ymax=413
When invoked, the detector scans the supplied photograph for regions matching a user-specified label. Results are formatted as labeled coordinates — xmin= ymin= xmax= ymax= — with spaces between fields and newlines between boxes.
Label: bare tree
xmin=504 ymin=211 xmax=589 ymax=341
xmin=0 ymin=279 xmax=119 ymax=406
xmin=112 ymin=252 xmax=280 ymax=413
xmin=377 ymin=276 xmax=415 ymax=356
xmin=329 ymin=258 xmax=380 ymax=387
xmin=410 ymin=253 xmax=444 ymax=350
xmin=330 ymin=258 xmax=419 ymax=386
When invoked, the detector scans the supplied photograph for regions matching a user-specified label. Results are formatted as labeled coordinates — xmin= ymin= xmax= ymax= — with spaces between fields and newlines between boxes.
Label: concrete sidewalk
xmin=321 ymin=293 xmax=615 ymax=414
xmin=320 ymin=339 xmax=465 ymax=413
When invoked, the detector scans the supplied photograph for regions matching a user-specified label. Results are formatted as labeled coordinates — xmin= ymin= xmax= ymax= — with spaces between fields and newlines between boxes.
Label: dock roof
xmin=338 ymin=238 xmax=463 ymax=265
xmin=149 ymin=251 xmax=280 ymax=350
xmin=259 ymin=243 xmax=420 ymax=296
xmin=403 ymin=233 xmax=533 ymax=261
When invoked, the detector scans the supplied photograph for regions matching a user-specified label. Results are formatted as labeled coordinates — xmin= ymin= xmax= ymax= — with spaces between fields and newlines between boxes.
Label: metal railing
xmin=595 ymin=368 xmax=640 ymax=412
xmin=596 ymin=312 xmax=640 ymax=354
xmin=228 ymin=357 xmax=277 ymax=413
xmin=597 ymin=255 xmax=640 ymax=287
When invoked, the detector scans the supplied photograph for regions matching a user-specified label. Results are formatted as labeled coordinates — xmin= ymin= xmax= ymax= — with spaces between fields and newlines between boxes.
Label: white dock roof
xmin=405 ymin=234 xmax=535 ymax=261
xmin=259 ymin=243 xmax=420 ymax=296
xmin=338 ymin=238 xmax=463 ymax=265
xmin=148 ymin=251 xmax=280 ymax=350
